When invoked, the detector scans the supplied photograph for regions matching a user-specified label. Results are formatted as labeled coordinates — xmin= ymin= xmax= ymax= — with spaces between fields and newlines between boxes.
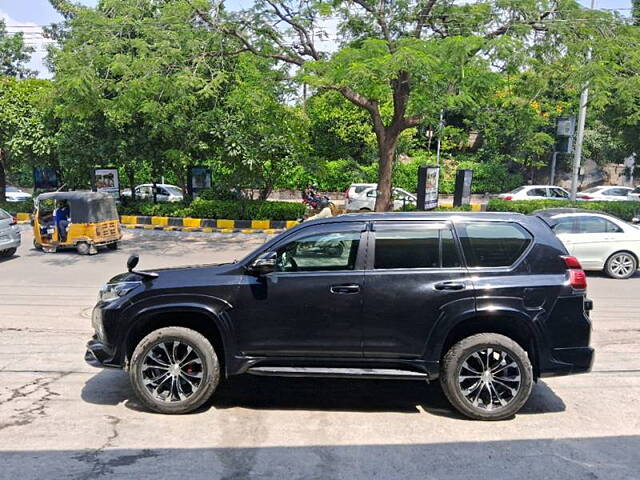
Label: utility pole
xmin=570 ymin=0 xmax=596 ymax=201
xmin=435 ymin=110 xmax=444 ymax=166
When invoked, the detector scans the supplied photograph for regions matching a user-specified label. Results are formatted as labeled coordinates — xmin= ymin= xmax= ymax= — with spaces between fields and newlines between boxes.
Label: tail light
xmin=503 ymin=195 xmax=513 ymax=201
xmin=562 ymin=256 xmax=587 ymax=290
xmin=578 ymin=195 xmax=592 ymax=200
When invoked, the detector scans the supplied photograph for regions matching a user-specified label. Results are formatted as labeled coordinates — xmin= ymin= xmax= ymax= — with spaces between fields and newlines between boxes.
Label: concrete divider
xmin=118 ymin=215 xmax=300 ymax=234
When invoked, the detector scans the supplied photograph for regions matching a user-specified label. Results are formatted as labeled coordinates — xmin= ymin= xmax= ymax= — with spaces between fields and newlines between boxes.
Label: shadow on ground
xmin=1 ymin=435 xmax=638 ymax=479
xmin=81 ymin=369 xmax=565 ymax=418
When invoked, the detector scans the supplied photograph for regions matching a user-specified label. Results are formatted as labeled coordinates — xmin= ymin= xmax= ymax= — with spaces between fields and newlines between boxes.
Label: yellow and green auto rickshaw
xmin=33 ymin=192 xmax=122 ymax=254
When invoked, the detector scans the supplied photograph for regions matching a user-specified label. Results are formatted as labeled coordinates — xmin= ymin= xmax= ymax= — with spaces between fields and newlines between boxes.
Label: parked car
xmin=576 ymin=186 xmax=634 ymax=202
xmin=346 ymin=184 xmax=417 ymax=211
xmin=86 ymin=212 xmax=594 ymax=420
xmin=629 ymin=186 xmax=640 ymax=202
xmin=4 ymin=186 xmax=32 ymax=203
xmin=0 ymin=208 xmax=20 ymax=257
xmin=499 ymin=185 xmax=569 ymax=201
xmin=121 ymin=184 xmax=184 ymax=202
xmin=534 ymin=208 xmax=640 ymax=279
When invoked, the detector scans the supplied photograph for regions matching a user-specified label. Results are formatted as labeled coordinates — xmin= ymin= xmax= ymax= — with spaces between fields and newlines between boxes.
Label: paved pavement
xmin=0 ymin=227 xmax=639 ymax=479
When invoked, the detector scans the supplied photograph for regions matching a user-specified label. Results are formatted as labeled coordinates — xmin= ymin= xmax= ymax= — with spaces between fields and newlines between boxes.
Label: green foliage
xmin=0 ymin=20 xmax=35 ymax=78
xmin=118 ymin=198 xmax=305 ymax=220
xmin=0 ymin=199 xmax=34 ymax=215
xmin=486 ymin=199 xmax=640 ymax=221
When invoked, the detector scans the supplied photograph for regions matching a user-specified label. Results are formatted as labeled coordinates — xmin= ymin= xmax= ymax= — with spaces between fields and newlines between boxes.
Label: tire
xmin=129 ymin=326 xmax=220 ymax=414
xmin=76 ymin=242 xmax=90 ymax=255
xmin=107 ymin=242 xmax=118 ymax=250
xmin=440 ymin=333 xmax=533 ymax=421
xmin=33 ymin=238 xmax=41 ymax=250
xmin=0 ymin=248 xmax=17 ymax=257
xmin=605 ymin=251 xmax=637 ymax=279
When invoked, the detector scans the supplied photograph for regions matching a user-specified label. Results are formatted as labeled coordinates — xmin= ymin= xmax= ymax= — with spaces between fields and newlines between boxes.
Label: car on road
xmin=533 ymin=208 xmax=640 ymax=279
xmin=121 ymin=184 xmax=184 ymax=202
xmin=629 ymin=186 xmax=640 ymax=202
xmin=0 ymin=208 xmax=20 ymax=257
xmin=86 ymin=212 xmax=594 ymax=421
xmin=499 ymin=185 xmax=570 ymax=201
xmin=346 ymin=184 xmax=417 ymax=211
xmin=4 ymin=186 xmax=32 ymax=203
xmin=576 ymin=186 xmax=635 ymax=202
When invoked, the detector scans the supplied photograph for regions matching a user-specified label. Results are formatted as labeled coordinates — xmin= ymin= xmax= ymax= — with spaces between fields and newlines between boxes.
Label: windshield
xmin=508 ymin=187 xmax=525 ymax=194
xmin=6 ymin=186 xmax=20 ymax=192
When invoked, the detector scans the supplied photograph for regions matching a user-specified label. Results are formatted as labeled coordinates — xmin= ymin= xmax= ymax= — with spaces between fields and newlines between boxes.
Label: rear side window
xmin=374 ymin=226 xmax=461 ymax=269
xmin=527 ymin=188 xmax=546 ymax=197
xmin=458 ymin=222 xmax=532 ymax=268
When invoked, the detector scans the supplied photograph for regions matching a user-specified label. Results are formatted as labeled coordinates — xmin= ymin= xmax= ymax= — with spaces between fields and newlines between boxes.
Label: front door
xmin=234 ymin=222 xmax=367 ymax=357
xmin=361 ymin=221 xmax=472 ymax=358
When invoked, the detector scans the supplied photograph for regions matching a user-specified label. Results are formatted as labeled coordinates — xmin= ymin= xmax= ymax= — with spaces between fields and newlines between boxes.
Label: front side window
xmin=458 ymin=222 xmax=532 ymax=268
xmin=576 ymin=217 xmax=622 ymax=234
xmin=550 ymin=188 xmax=569 ymax=198
xmin=276 ymin=231 xmax=361 ymax=272
xmin=374 ymin=226 xmax=461 ymax=269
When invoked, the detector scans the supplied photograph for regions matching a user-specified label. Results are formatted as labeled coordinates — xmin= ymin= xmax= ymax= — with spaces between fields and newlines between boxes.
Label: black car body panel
xmin=86 ymin=212 xmax=594 ymax=381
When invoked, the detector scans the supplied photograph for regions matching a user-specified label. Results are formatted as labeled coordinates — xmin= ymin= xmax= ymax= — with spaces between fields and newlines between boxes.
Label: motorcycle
xmin=302 ymin=188 xmax=334 ymax=211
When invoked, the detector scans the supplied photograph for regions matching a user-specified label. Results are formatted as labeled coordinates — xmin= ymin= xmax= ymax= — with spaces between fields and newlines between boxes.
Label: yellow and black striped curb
xmin=119 ymin=216 xmax=300 ymax=234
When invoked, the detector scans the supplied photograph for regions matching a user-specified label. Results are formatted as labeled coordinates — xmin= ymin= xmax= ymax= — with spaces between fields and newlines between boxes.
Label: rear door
xmin=361 ymin=221 xmax=473 ymax=358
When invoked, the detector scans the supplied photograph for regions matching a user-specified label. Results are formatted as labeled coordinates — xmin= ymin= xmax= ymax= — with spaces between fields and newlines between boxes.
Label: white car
xmin=122 ymin=184 xmax=184 ymax=202
xmin=535 ymin=209 xmax=640 ymax=279
xmin=629 ymin=186 xmax=640 ymax=202
xmin=576 ymin=186 xmax=634 ymax=202
xmin=5 ymin=186 xmax=32 ymax=203
xmin=499 ymin=185 xmax=570 ymax=201
xmin=345 ymin=184 xmax=417 ymax=211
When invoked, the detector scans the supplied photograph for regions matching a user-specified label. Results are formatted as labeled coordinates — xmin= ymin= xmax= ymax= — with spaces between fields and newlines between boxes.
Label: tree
xmin=191 ymin=0 xmax=606 ymax=210
xmin=633 ymin=0 xmax=640 ymax=26
xmin=0 ymin=79 xmax=55 ymax=201
xmin=50 ymin=0 xmax=233 ymax=193
xmin=0 ymin=19 xmax=35 ymax=78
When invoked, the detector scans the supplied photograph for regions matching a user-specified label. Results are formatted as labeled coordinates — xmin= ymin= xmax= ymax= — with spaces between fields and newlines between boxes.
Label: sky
xmin=0 ymin=0 xmax=634 ymax=78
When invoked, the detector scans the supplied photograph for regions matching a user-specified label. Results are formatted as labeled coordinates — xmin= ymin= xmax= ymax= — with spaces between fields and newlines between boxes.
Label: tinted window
xmin=576 ymin=217 xmax=622 ymax=234
xmin=527 ymin=189 xmax=546 ymax=197
xmin=550 ymin=188 xmax=569 ymax=198
xmin=603 ymin=188 xmax=629 ymax=197
xmin=552 ymin=218 xmax=576 ymax=234
xmin=354 ymin=185 xmax=371 ymax=194
xmin=458 ymin=223 xmax=532 ymax=268
xmin=374 ymin=227 xmax=461 ymax=269
xmin=276 ymin=231 xmax=360 ymax=272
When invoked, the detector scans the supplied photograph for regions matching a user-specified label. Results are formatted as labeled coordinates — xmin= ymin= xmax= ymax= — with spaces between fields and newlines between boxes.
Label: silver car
xmin=0 ymin=208 xmax=21 ymax=257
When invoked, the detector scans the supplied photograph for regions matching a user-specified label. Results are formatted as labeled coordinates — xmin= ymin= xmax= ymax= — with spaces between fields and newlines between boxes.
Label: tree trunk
xmin=375 ymin=132 xmax=398 ymax=212
xmin=127 ymin=169 xmax=136 ymax=201
xmin=0 ymin=149 xmax=6 ymax=203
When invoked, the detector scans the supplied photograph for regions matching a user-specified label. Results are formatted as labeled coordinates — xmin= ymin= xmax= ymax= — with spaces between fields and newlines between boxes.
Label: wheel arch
xmin=123 ymin=302 xmax=231 ymax=376
xmin=434 ymin=312 xmax=541 ymax=379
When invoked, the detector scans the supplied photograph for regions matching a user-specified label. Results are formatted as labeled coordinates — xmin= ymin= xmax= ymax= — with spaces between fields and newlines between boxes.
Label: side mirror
xmin=127 ymin=254 xmax=140 ymax=272
xmin=248 ymin=251 xmax=277 ymax=275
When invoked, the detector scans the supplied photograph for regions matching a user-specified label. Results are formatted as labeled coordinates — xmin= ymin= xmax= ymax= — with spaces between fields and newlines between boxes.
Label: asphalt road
xmin=0 ymin=227 xmax=639 ymax=480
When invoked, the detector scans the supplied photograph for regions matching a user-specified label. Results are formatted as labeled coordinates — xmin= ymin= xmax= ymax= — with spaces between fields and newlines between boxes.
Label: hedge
xmin=487 ymin=199 xmax=640 ymax=221
xmin=0 ymin=200 xmax=33 ymax=215
xmin=120 ymin=198 xmax=306 ymax=221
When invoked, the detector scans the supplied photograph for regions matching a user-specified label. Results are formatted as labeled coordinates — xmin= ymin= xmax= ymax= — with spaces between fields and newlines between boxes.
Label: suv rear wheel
xmin=440 ymin=333 xmax=533 ymax=421
xmin=129 ymin=327 xmax=220 ymax=414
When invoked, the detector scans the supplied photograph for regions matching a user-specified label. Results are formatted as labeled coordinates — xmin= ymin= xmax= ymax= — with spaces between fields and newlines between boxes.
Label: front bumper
xmin=85 ymin=336 xmax=121 ymax=369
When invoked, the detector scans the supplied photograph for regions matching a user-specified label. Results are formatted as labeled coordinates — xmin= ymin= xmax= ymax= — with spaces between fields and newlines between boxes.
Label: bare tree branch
xmin=351 ymin=0 xmax=395 ymax=51
xmin=485 ymin=10 xmax=554 ymax=39
xmin=414 ymin=0 xmax=439 ymax=38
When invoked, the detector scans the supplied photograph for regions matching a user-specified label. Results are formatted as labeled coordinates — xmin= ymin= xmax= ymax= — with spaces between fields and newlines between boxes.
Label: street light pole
xmin=570 ymin=0 xmax=596 ymax=201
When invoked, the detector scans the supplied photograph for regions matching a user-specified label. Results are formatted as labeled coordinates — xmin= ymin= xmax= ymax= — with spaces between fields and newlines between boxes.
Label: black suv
xmin=86 ymin=212 xmax=594 ymax=420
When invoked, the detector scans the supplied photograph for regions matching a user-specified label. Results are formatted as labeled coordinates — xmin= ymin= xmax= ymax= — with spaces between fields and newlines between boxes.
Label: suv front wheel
xmin=129 ymin=327 xmax=220 ymax=414
xmin=440 ymin=333 xmax=533 ymax=421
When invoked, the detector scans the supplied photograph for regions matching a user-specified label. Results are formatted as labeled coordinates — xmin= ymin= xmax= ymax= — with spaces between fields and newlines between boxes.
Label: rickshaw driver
xmin=54 ymin=201 xmax=70 ymax=242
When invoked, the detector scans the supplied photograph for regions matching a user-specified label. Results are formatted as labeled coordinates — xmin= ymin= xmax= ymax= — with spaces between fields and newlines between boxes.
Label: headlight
xmin=99 ymin=281 xmax=141 ymax=302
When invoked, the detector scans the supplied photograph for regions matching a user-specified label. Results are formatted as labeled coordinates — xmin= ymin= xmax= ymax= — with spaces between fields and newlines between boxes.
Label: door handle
xmin=434 ymin=282 xmax=466 ymax=291
xmin=330 ymin=284 xmax=361 ymax=294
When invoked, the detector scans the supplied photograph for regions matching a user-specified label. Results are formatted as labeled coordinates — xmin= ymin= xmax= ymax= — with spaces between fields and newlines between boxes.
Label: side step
xmin=246 ymin=366 xmax=429 ymax=381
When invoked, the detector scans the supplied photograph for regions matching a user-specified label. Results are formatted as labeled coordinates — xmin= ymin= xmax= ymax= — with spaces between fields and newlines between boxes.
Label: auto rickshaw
xmin=33 ymin=192 xmax=122 ymax=255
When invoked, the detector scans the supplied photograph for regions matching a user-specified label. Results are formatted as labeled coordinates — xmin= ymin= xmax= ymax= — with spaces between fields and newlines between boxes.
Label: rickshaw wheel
xmin=33 ymin=239 xmax=41 ymax=250
xmin=77 ymin=242 xmax=91 ymax=255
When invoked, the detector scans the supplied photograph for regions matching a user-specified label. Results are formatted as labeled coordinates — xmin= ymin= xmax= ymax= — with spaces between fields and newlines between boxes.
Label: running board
xmin=246 ymin=366 xmax=429 ymax=381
